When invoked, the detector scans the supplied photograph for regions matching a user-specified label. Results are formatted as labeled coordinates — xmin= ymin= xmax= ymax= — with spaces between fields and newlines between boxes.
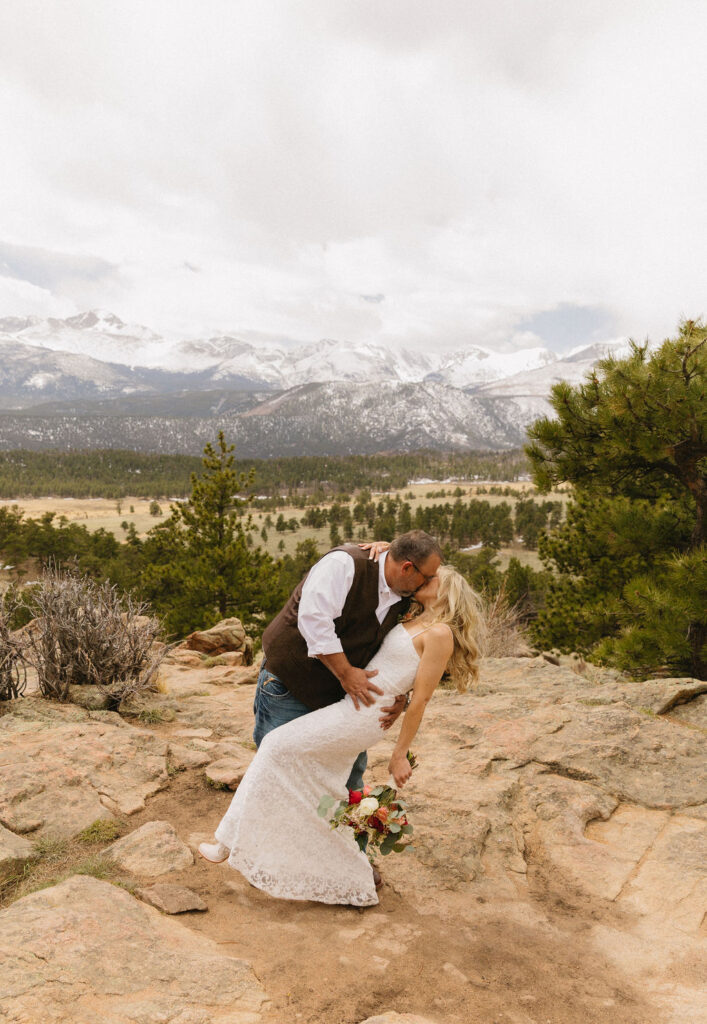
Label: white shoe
xmin=198 ymin=841 xmax=230 ymax=863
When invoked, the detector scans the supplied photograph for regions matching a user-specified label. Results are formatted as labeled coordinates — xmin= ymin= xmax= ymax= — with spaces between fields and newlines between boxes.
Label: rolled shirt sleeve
xmin=298 ymin=550 xmax=355 ymax=657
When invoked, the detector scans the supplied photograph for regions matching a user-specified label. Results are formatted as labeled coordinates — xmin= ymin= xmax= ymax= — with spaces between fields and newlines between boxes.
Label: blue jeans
xmin=253 ymin=661 xmax=368 ymax=792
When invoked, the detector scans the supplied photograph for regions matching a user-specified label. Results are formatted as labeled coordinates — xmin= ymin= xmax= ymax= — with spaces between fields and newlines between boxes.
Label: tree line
xmin=301 ymin=492 xmax=561 ymax=551
xmin=0 ymin=449 xmax=529 ymax=500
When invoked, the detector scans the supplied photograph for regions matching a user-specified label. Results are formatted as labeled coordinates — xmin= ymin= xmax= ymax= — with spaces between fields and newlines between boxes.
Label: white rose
xmin=358 ymin=797 xmax=379 ymax=816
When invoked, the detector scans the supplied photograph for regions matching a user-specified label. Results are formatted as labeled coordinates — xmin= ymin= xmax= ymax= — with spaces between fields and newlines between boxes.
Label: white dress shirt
xmin=298 ymin=550 xmax=402 ymax=657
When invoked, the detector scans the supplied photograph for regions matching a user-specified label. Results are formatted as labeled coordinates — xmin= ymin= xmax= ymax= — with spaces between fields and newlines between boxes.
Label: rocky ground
xmin=1 ymin=642 xmax=705 ymax=1024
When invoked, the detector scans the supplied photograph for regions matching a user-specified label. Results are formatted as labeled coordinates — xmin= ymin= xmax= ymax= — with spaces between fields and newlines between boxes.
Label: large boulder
xmin=0 ymin=698 xmax=168 ymax=838
xmin=181 ymin=617 xmax=253 ymax=662
xmin=0 ymin=875 xmax=267 ymax=1022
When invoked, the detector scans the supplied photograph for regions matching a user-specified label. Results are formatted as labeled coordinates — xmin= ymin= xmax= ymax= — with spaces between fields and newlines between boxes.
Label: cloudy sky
xmin=0 ymin=0 xmax=705 ymax=353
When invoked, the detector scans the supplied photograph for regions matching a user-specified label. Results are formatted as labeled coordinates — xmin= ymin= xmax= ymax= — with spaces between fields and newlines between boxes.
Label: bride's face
xmin=415 ymin=575 xmax=440 ymax=606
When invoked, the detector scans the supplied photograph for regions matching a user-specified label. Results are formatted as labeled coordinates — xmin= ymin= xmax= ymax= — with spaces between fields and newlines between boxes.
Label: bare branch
xmin=23 ymin=565 xmax=166 ymax=708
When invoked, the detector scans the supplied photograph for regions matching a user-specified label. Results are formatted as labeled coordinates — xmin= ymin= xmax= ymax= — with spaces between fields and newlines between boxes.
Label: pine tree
xmin=140 ymin=433 xmax=275 ymax=636
xmin=526 ymin=321 xmax=706 ymax=677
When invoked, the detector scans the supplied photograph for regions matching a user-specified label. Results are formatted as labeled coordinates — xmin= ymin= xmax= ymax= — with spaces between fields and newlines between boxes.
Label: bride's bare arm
xmin=388 ymin=624 xmax=454 ymax=787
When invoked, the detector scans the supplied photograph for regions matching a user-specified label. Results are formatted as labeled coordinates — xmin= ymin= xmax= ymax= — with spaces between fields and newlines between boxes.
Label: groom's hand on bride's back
xmin=340 ymin=666 xmax=383 ymax=710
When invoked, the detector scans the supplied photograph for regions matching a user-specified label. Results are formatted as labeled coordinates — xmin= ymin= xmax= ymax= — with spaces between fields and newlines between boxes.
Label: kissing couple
xmin=199 ymin=529 xmax=483 ymax=906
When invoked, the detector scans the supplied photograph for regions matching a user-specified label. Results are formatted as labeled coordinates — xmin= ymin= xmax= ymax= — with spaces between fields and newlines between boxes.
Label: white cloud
xmin=0 ymin=0 xmax=704 ymax=351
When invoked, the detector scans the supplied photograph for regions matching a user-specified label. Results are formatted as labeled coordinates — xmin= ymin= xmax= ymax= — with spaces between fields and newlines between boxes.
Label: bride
xmin=198 ymin=565 xmax=483 ymax=906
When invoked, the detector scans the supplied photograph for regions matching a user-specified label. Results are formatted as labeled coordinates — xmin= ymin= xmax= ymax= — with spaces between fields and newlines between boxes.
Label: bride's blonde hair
xmin=419 ymin=565 xmax=485 ymax=692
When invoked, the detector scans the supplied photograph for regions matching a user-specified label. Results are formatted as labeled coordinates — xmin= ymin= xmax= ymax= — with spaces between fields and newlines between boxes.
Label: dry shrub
xmin=24 ymin=564 xmax=166 ymax=708
xmin=481 ymin=586 xmax=532 ymax=659
xmin=0 ymin=592 xmax=27 ymax=701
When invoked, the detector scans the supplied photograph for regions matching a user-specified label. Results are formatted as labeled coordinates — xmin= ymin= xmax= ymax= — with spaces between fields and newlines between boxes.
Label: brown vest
xmin=261 ymin=545 xmax=409 ymax=710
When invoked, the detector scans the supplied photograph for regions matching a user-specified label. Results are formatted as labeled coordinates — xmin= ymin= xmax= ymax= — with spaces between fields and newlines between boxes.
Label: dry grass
xmin=0 ymin=592 xmax=27 ymax=701
xmin=0 ymin=496 xmax=161 ymax=540
xmin=481 ymin=587 xmax=532 ymax=659
xmin=0 ymin=820 xmax=133 ymax=907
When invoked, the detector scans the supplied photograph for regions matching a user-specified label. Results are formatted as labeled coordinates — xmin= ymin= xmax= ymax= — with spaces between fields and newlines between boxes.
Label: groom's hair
xmin=389 ymin=530 xmax=442 ymax=565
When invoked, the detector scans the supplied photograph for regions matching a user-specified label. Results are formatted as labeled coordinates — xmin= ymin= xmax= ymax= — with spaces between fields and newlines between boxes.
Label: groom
xmin=256 ymin=530 xmax=443 ymax=791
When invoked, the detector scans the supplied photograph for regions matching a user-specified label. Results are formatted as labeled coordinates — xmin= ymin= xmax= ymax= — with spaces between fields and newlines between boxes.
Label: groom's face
xmin=387 ymin=553 xmax=441 ymax=598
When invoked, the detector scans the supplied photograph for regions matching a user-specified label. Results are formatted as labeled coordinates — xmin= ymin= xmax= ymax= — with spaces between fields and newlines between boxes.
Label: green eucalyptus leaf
xmin=317 ymin=795 xmax=336 ymax=817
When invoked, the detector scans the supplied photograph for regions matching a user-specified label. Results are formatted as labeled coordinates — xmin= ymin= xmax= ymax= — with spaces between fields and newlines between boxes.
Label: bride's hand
xmin=388 ymin=753 xmax=412 ymax=788
xmin=379 ymin=694 xmax=406 ymax=730
xmin=358 ymin=541 xmax=390 ymax=561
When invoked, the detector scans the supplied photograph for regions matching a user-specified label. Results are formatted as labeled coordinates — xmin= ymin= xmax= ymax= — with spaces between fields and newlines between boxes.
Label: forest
xmin=0 ymin=449 xmax=529 ymax=500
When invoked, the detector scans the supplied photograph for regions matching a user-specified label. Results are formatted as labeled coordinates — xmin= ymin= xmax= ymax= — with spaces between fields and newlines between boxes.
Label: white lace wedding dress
xmin=214 ymin=623 xmax=422 ymax=906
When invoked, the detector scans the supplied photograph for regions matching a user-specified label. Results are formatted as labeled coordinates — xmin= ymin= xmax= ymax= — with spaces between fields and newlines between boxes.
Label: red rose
xmin=348 ymin=789 xmax=362 ymax=804
xmin=369 ymin=817 xmax=386 ymax=832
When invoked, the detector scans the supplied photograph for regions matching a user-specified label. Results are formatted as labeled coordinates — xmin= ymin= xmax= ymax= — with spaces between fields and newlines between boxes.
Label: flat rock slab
xmin=105 ymin=820 xmax=193 ymax=877
xmin=0 ymin=875 xmax=267 ymax=1023
xmin=0 ymin=698 xmax=168 ymax=838
xmin=136 ymin=883 xmax=207 ymax=913
xmin=222 ymin=664 xmax=260 ymax=685
xmin=167 ymin=741 xmax=212 ymax=769
xmin=167 ymin=691 xmax=254 ymax=736
xmin=529 ymin=703 xmax=707 ymax=808
xmin=614 ymin=814 xmax=707 ymax=933
xmin=479 ymin=660 xmax=707 ymax=720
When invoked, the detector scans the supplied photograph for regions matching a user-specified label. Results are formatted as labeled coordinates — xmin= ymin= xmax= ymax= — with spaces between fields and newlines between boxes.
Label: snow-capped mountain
xmin=0 ymin=309 xmax=637 ymax=456
xmin=473 ymin=338 xmax=639 ymax=398
xmin=0 ymin=337 xmax=153 ymax=405
xmin=0 ymin=337 xmax=263 ymax=408
xmin=427 ymin=346 xmax=555 ymax=387
xmin=0 ymin=310 xmax=163 ymax=367
xmin=0 ymin=310 xmax=558 ymax=391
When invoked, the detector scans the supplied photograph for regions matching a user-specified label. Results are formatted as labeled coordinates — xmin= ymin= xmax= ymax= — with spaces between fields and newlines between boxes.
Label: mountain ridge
xmin=0 ymin=309 xmax=640 ymax=457
xmin=0 ymin=308 xmax=633 ymax=405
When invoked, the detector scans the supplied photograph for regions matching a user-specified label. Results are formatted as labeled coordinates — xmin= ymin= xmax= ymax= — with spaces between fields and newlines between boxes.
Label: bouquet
xmin=317 ymin=752 xmax=417 ymax=859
